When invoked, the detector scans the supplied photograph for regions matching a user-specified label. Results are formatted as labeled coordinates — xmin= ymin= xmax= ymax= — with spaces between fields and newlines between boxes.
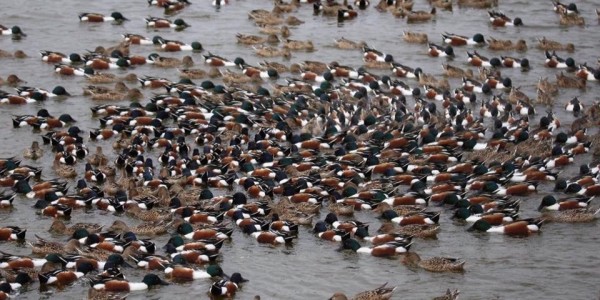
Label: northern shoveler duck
xmin=145 ymin=17 xmax=190 ymax=30
xmin=402 ymin=252 xmax=466 ymax=272
xmin=78 ymin=12 xmax=128 ymax=23
xmin=564 ymin=97 xmax=584 ymax=116
xmin=0 ymin=25 xmax=26 ymax=38
xmin=236 ymin=33 xmax=268 ymax=45
xmin=164 ymin=264 xmax=224 ymax=281
xmin=433 ymin=289 xmax=461 ymax=300
xmin=559 ymin=11 xmax=585 ymax=26
xmin=340 ymin=238 xmax=412 ymax=257
xmin=428 ymin=43 xmax=454 ymax=57
xmin=442 ymin=32 xmax=486 ymax=46
xmin=541 ymin=208 xmax=600 ymax=223
xmin=405 ymin=7 xmax=436 ymax=23
xmin=329 ymin=282 xmax=396 ymax=300
xmin=202 ymin=52 xmax=237 ymax=67
xmin=252 ymin=45 xmax=291 ymax=58
xmin=38 ymin=263 xmax=94 ymax=286
xmin=15 ymin=85 xmax=70 ymax=98
xmin=338 ymin=6 xmax=359 ymax=21
xmin=362 ymin=45 xmax=393 ymax=62
xmin=147 ymin=53 xmax=182 ymax=68
xmin=537 ymin=37 xmax=575 ymax=52
xmin=469 ymin=218 xmax=544 ymax=236
xmin=553 ymin=1 xmax=578 ymax=15
xmin=152 ymin=37 xmax=202 ymax=52
xmin=500 ymin=56 xmax=530 ymax=70
xmin=283 ymin=39 xmax=315 ymax=51
xmin=55 ymin=64 xmax=86 ymax=76
xmin=0 ymin=192 xmax=16 ymax=207
xmin=544 ymin=51 xmax=575 ymax=69
xmin=334 ymin=37 xmax=367 ymax=49
xmin=575 ymin=64 xmax=600 ymax=81
xmin=23 ymin=141 xmax=43 ymax=160
xmin=213 ymin=0 xmax=230 ymax=7
xmin=237 ymin=60 xmax=280 ymax=79
xmin=209 ymin=272 xmax=248 ymax=297
xmin=92 ymin=274 xmax=168 ymax=291
xmin=537 ymin=195 xmax=591 ymax=211
xmin=442 ymin=63 xmax=473 ymax=78
xmin=488 ymin=11 xmax=523 ymax=26
xmin=431 ymin=0 xmax=453 ymax=11
xmin=0 ymin=226 xmax=26 ymax=241
xmin=40 ymin=51 xmax=83 ymax=64
xmin=467 ymin=50 xmax=497 ymax=67
xmin=487 ymin=38 xmax=527 ymax=51
xmin=556 ymin=71 xmax=585 ymax=88
xmin=389 ymin=62 xmax=418 ymax=78
xmin=122 ymin=33 xmax=153 ymax=45
xmin=355 ymin=0 xmax=370 ymax=9
xmin=0 ymin=91 xmax=36 ymax=104
xmin=402 ymin=31 xmax=428 ymax=44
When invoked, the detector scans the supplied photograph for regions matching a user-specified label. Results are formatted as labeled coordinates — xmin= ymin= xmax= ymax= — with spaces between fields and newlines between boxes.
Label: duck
xmin=431 ymin=0 xmax=453 ymax=10
xmin=0 ymin=25 xmax=26 ymax=38
xmin=402 ymin=252 xmax=466 ymax=272
xmin=145 ymin=17 xmax=190 ymax=30
xmin=553 ymin=1 xmax=578 ymax=15
xmin=340 ymin=238 xmax=412 ymax=257
xmin=338 ymin=6 xmax=359 ymax=21
xmin=152 ymin=37 xmax=202 ymax=52
xmin=147 ymin=53 xmax=183 ymax=68
xmin=442 ymin=32 xmax=486 ymax=46
xmin=16 ymin=85 xmax=70 ymax=98
xmin=537 ymin=37 xmax=575 ymax=52
xmin=500 ymin=56 xmax=530 ymax=70
xmin=283 ymin=39 xmax=315 ymax=51
xmin=3 ymin=74 xmax=26 ymax=87
xmin=428 ymin=43 xmax=454 ymax=57
xmin=469 ymin=218 xmax=544 ymax=236
xmin=402 ymin=31 xmax=428 ymax=44
xmin=329 ymin=282 xmax=396 ymax=300
xmin=23 ymin=141 xmax=43 ymax=160
xmin=40 ymin=51 xmax=82 ymax=64
xmin=164 ymin=264 xmax=224 ymax=281
xmin=38 ymin=263 xmax=94 ymax=286
xmin=0 ymin=226 xmax=27 ymax=241
xmin=0 ymin=91 xmax=36 ymax=104
xmin=556 ymin=71 xmax=585 ymax=89
xmin=235 ymin=33 xmax=267 ymax=44
xmin=433 ymin=289 xmax=461 ymax=300
xmin=537 ymin=195 xmax=591 ymax=211
xmin=544 ymin=51 xmax=575 ymax=69
xmin=488 ymin=11 xmax=523 ymax=26
xmin=467 ymin=50 xmax=497 ymax=67
xmin=487 ymin=37 xmax=527 ymax=51
xmin=92 ymin=274 xmax=168 ymax=292
xmin=252 ymin=45 xmax=291 ymax=58
xmin=209 ymin=272 xmax=248 ymax=297
xmin=442 ymin=63 xmax=473 ymax=78
xmin=122 ymin=33 xmax=153 ymax=45
xmin=541 ymin=208 xmax=600 ymax=223
xmin=575 ymin=64 xmax=600 ymax=81
xmin=79 ymin=12 xmax=128 ymax=23
xmin=334 ymin=37 xmax=367 ymax=49
xmin=559 ymin=11 xmax=585 ymax=26
xmin=405 ymin=7 xmax=436 ymax=23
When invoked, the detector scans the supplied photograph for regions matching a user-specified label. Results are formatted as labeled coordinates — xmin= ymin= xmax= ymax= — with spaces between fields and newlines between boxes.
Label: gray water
xmin=1 ymin=0 xmax=600 ymax=299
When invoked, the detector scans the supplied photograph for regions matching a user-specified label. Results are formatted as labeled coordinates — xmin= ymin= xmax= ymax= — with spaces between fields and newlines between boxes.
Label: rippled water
xmin=1 ymin=0 xmax=600 ymax=299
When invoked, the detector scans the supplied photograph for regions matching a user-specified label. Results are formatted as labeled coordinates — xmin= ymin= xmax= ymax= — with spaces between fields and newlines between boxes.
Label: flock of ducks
xmin=1 ymin=0 xmax=600 ymax=299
